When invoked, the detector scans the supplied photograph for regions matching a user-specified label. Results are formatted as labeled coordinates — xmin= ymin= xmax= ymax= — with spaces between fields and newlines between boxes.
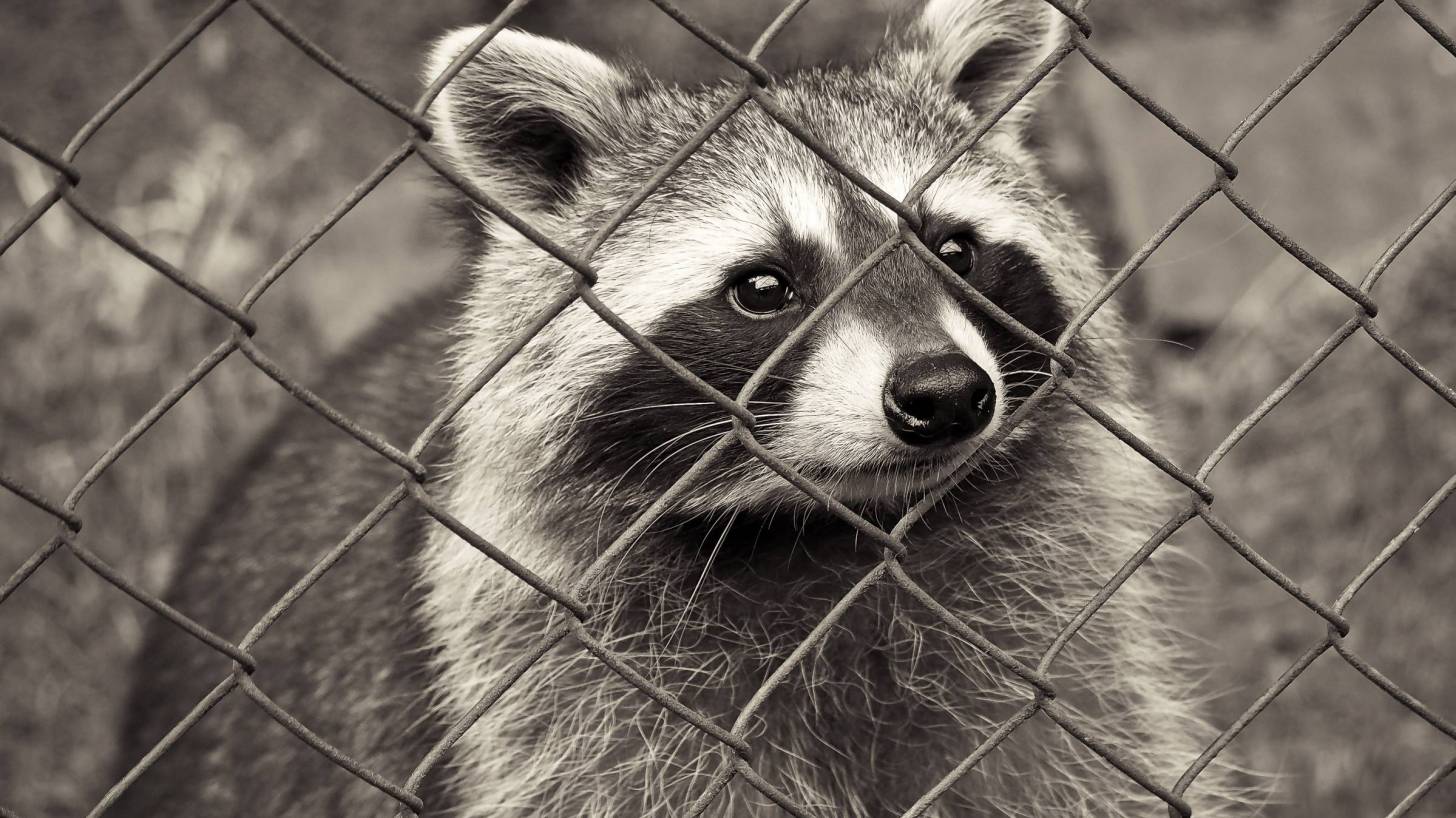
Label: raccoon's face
xmin=430 ymin=0 xmax=1103 ymax=516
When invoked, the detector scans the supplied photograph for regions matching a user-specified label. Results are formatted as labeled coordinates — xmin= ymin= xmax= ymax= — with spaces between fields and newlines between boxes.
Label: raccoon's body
xmin=115 ymin=2 xmax=1237 ymax=816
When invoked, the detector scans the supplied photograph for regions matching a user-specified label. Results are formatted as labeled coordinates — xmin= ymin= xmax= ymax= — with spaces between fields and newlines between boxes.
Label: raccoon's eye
xmin=934 ymin=233 xmax=978 ymax=276
xmin=728 ymin=269 xmax=797 ymax=317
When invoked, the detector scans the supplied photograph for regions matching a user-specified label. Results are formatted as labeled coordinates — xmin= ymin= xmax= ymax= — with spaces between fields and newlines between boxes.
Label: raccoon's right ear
xmin=896 ymin=0 xmax=1066 ymax=131
xmin=423 ymin=28 xmax=630 ymax=214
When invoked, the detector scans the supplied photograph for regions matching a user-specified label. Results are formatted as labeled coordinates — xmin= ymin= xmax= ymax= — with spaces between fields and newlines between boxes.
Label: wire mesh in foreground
xmin=2 ymin=0 xmax=1455 ymax=815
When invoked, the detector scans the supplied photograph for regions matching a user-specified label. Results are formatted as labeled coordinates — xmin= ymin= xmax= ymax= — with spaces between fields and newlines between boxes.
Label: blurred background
xmin=2 ymin=0 xmax=1455 ymax=815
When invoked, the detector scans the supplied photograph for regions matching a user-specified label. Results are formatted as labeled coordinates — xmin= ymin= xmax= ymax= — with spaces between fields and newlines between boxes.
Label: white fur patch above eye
xmin=850 ymin=157 xmax=1058 ymax=267
xmin=777 ymin=175 xmax=841 ymax=256
xmin=591 ymin=191 xmax=779 ymax=332
xmin=853 ymin=158 xmax=918 ymax=221
xmin=921 ymin=179 xmax=1059 ymax=262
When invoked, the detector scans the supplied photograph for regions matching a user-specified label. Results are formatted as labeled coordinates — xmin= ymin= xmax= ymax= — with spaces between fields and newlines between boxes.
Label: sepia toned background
xmin=3 ymin=0 xmax=1455 ymax=815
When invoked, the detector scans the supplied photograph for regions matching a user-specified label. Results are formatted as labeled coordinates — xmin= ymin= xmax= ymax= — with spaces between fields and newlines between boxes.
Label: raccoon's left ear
xmin=422 ymin=27 xmax=630 ymax=215
xmin=898 ymin=0 xmax=1067 ymax=131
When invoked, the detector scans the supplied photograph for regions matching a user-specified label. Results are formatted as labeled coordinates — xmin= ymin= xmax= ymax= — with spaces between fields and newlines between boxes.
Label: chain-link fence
xmin=3 ymin=0 xmax=1455 ymax=815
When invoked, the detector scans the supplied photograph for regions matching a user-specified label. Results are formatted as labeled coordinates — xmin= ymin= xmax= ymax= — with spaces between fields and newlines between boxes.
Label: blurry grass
xmin=1083 ymin=4 xmax=1456 ymax=813
xmin=0 ymin=124 xmax=326 ymax=816
xmin=1144 ymin=219 xmax=1456 ymax=816
xmin=2 ymin=1 xmax=1455 ymax=816
xmin=1073 ymin=0 xmax=1456 ymax=330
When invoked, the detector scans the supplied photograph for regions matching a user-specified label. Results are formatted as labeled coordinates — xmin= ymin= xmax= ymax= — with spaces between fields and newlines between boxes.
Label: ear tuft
xmin=902 ymin=0 xmax=1066 ymax=130
xmin=423 ymin=28 xmax=630 ymax=215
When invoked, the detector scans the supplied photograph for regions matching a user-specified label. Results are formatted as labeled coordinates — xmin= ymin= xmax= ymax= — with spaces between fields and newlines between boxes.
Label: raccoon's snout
xmin=883 ymin=351 xmax=995 ymax=447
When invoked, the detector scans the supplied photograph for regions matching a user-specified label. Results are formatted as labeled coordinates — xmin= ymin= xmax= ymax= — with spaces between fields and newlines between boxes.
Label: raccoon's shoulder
xmin=317 ymin=277 xmax=469 ymax=431
xmin=112 ymin=280 xmax=468 ymax=816
xmin=167 ymin=278 xmax=467 ymax=614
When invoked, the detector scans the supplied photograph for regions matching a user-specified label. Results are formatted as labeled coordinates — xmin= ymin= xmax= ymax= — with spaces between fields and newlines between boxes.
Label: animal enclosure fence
xmin=3 ymin=0 xmax=1456 ymax=815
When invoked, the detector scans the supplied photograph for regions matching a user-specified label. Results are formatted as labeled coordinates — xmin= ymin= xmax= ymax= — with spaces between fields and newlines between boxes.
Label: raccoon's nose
xmin=883 ymin=352 xmax=996 ymax=446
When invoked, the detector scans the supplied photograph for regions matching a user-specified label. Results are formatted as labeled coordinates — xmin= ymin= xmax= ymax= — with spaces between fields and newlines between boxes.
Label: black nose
xmin=883 ymin=352 xmax=996 ymax=446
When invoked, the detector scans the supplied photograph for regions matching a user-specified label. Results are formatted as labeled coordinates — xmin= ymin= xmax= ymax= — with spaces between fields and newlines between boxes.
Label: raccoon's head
xmin=429 ymin=0 xmax=1115 ymax=520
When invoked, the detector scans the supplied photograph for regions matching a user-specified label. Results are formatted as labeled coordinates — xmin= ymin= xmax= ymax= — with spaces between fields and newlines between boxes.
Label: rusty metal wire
xmin=2 ymin=0 xmax=1455 ymax=816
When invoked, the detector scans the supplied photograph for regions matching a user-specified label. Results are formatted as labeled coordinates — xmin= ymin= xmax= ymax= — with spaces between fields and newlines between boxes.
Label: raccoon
xmin=114 ymin=1 xmax=1237 ymax=816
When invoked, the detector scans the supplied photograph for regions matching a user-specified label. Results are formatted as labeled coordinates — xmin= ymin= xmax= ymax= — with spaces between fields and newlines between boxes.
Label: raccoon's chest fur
xmin=418 ymin=468 xmax=1180 ymax=818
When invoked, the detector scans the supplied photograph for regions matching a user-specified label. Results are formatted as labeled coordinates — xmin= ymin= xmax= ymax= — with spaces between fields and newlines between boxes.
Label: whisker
xmin=575 ymin=399 xmax=791 ymax=423
xmin=674 ymin=357 xmax=813 ymax=388
xmin=636 ymin=427 xmax=736 ymax=489
xmin=669 ymin=507 xmax=740 ymax=643
xmin=575 ymin=401 xmax=714 ymax=421
xmin=1076 ymin=335 xmax=1196 ymax=352
xmin=587 ymin=417 xmax=736 ymax=545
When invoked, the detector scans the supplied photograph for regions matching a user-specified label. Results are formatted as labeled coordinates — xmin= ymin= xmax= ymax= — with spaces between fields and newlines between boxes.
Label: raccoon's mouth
xmin=812 ymin=451 xmax=972 ymax=503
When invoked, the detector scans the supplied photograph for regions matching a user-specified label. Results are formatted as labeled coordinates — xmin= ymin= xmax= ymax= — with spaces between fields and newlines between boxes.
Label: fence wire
xmin=3 ymin=0 xmax=1456 ymax=816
